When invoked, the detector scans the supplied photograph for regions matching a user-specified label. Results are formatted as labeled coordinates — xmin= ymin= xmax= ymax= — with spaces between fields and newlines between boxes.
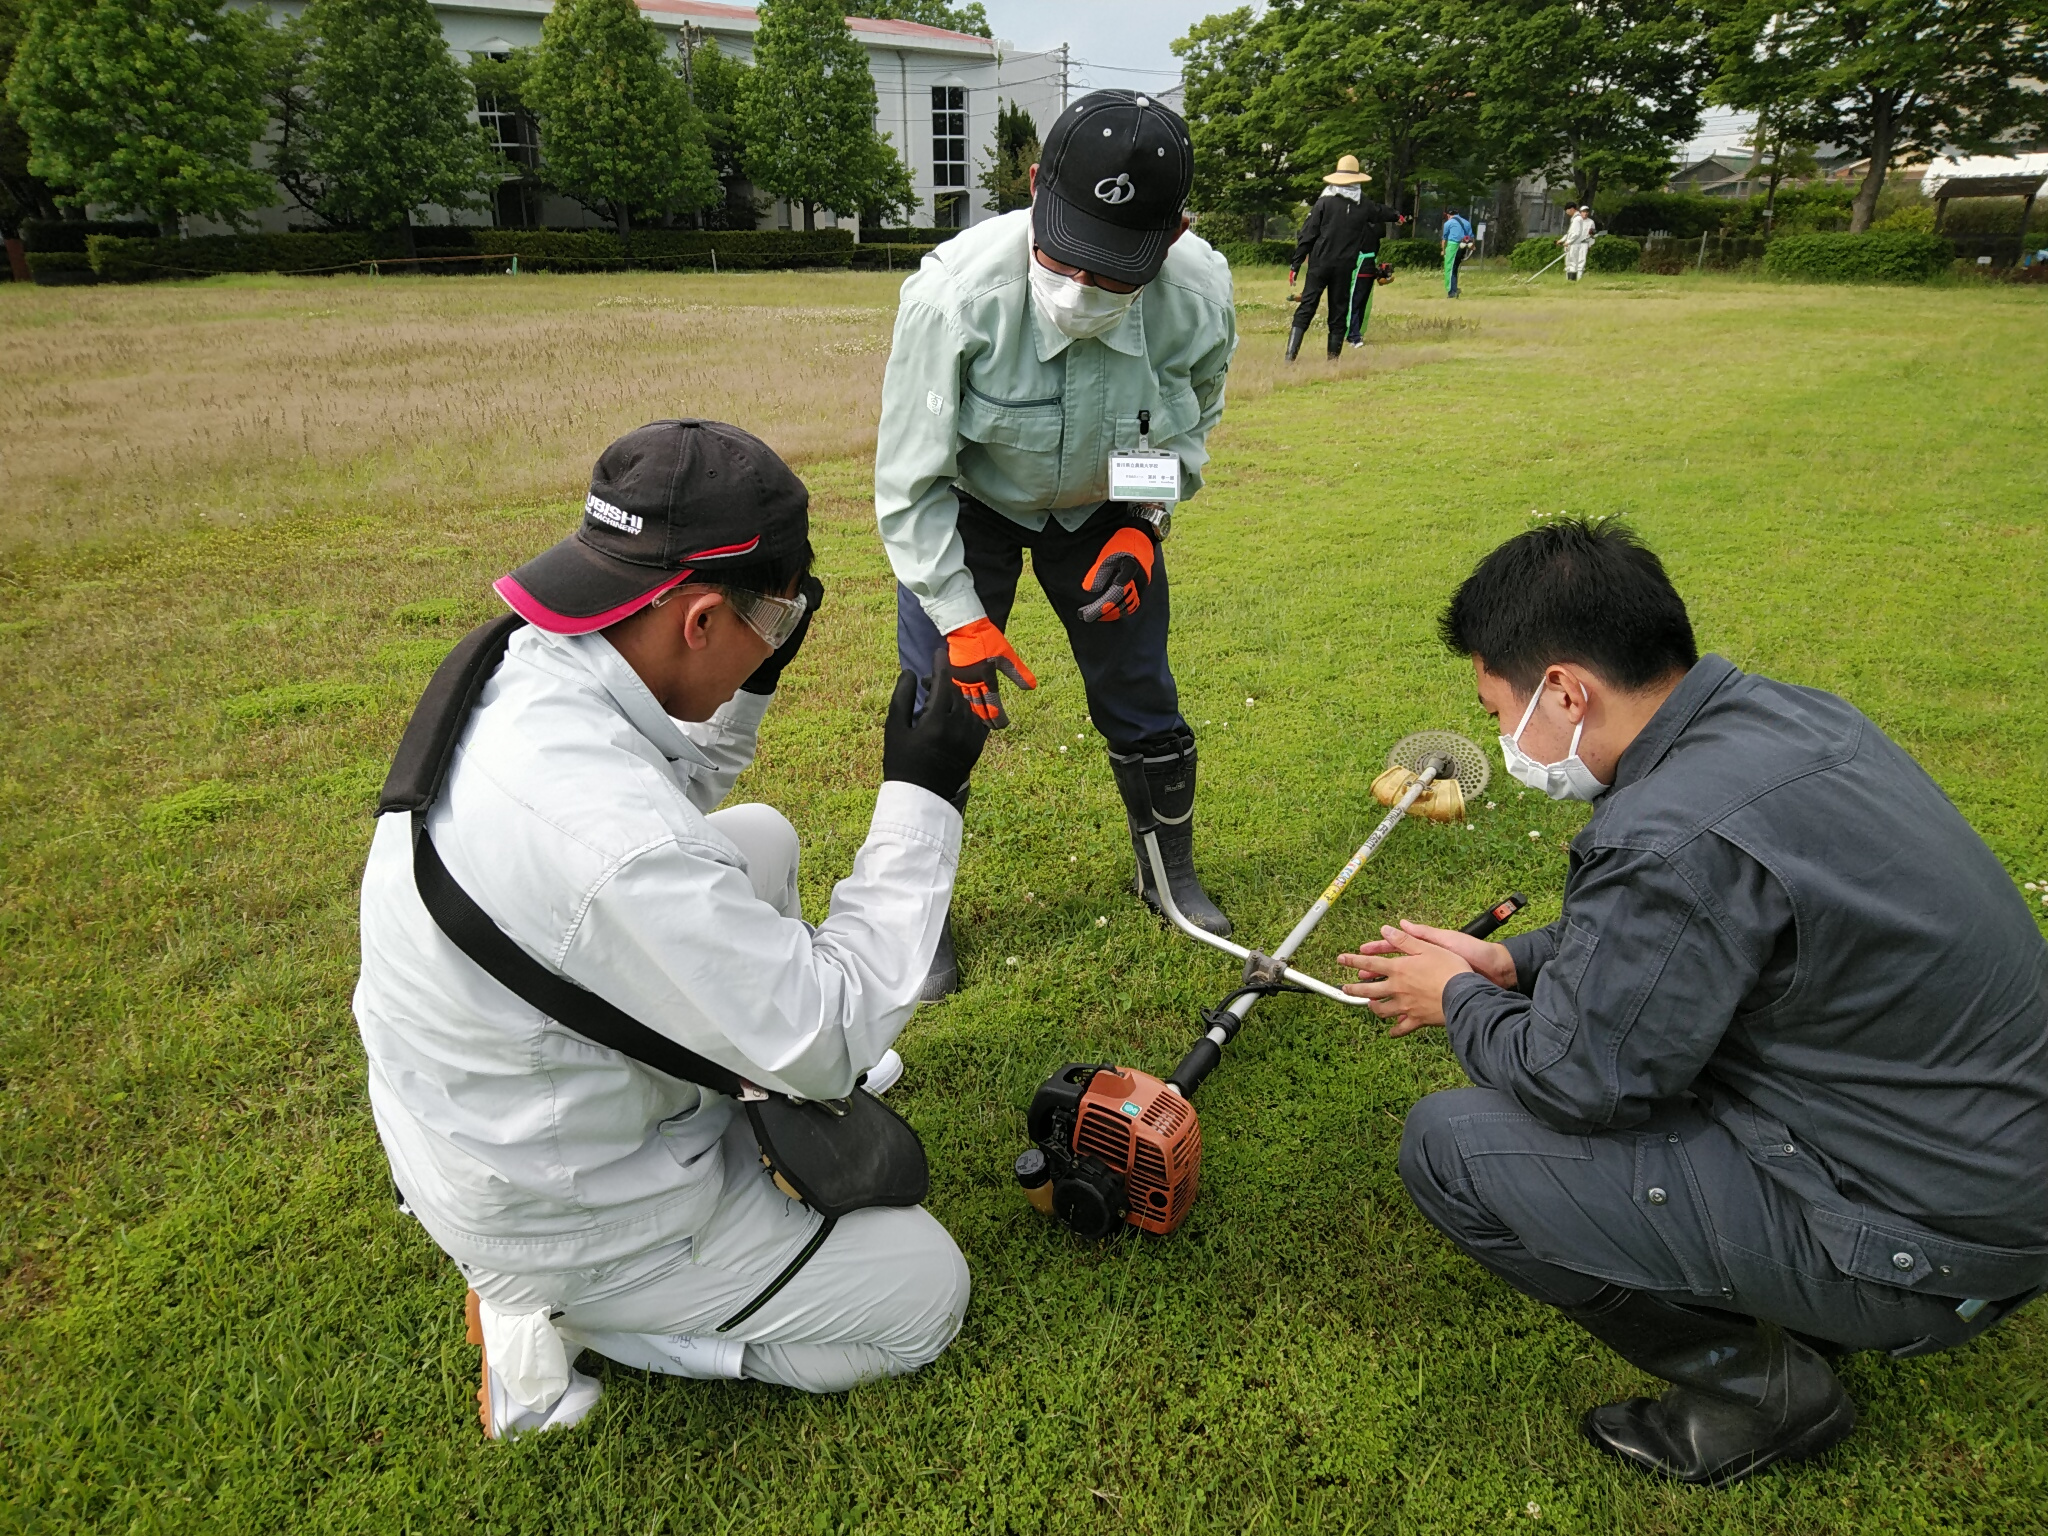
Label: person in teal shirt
xmin=1441 ymin=212 xmax=1475 ymax=297
xmin=874 ymin=90 xmax=1238 ymax=999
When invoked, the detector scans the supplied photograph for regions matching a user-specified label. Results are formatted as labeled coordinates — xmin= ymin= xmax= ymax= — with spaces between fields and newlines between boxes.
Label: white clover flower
xmin=1069 ymin=854 xmax=1078 ymax=863
xmin=1526 ymin=1503 xmax=1541 ymax=1519
xmin=1006 ymin=956 xmax=1020 ymax=966
xmin=1486 ymin=801 xmax=1497 ymax=810
xmin=1529 ymin=830 xmax=1542 ymax=839
xmin=2029 ymin=882 xmax=2040 ymax=891
xmin=1096 ymin=915 xmax=1108 ymax=927
xmin=1245 ymin=696 xmax=1255 ymax=707
xmin=1059 ymin=745 xmax=1068 ymax=754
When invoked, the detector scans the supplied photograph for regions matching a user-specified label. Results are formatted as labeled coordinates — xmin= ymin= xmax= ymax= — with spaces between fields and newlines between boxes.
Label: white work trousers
xmin=1564 ymin=241 xmax=1590 ymax=278
xmin=460 ymin=803 xmax=971 ymax=1394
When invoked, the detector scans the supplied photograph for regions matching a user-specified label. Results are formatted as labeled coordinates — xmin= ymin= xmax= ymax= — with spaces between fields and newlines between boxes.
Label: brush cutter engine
xmin=1018 ymin=1063 xmax=1202 ymax=1238
xmin=1017 ymin=729 xmax=1525 ymax=1240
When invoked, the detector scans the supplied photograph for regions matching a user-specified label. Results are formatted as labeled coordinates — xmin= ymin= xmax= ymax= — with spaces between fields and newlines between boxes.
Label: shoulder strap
xmin=411 ymin=814 xmax=747 ymax=1098
xmin=378 ymin=613 xmax=527 ymax=815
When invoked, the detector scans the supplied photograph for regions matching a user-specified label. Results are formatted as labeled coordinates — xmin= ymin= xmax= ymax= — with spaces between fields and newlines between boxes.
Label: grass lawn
xmin=2 ymin=262 xmax=2045 ymax=1534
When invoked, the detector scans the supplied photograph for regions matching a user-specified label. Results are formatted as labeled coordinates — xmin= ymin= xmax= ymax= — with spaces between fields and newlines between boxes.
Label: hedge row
xmin=864 ymin=226 xmax=966 ymax=244
xmin=21 ymin=217 xmax=156 ymax=252
xmin=1208 ymin=235 xmax=1443 ymax=269
xmin=80 ymin=226 xmax=871 ymax=281
xmin=1761 ymin=232 xmax=1954 ymax=283
xmin=849 ymin=243 xmax=936 ymax=270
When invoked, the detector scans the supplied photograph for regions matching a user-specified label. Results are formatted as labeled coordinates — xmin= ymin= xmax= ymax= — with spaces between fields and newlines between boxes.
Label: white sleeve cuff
xmin=871 ymin=780 xmax=964 ymax=861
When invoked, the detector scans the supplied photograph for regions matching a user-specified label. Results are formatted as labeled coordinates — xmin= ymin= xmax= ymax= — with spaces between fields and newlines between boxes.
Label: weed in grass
xmin=0 ymin=268 xmax=2044 ymax=1533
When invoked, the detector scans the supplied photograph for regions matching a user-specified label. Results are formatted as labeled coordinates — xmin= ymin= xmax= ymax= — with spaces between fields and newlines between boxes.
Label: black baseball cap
xmin=1032 ymin=89 xmax=1193 ymax=287
xmin=495 ymin=420 xmax=809 ymax=634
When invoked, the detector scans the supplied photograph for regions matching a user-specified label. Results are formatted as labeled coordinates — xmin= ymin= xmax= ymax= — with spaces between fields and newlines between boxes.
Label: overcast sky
xmin=978 ymin=1 xmax=1221 ymax=92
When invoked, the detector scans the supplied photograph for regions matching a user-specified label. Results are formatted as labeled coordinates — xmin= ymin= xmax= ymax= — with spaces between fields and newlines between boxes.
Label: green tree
xmin=1711 ymin=0 xmax=2048 ymax=232
xmin=855 ymin=0 xmax=990 ymax=36
xmin=1474 ymin=0 xmax=1715 ymax=206
xmin=293 ymin=0 xmax=495 ymax=247
xmin=1268 ymin=0 xmax=1489 ymax=221
xmin=255 ymin=11 xmax=325 ymax=225
xmin=977 ymin=99 xmax=1036 ymax=213
xmin=6 ymin=0 xmax=270 ymax=236
xmin=1173 ymin=7 xmax=1300 ymax=241
xmin=526 ymin=0 xmax=719 ymax=236
xmin=681 ymin=33 xmax=757 ymax=227
xmin=0 ymin=0 xmax=61 ymax=238
xmin=743 ymin=0 xmax=916 ymax=230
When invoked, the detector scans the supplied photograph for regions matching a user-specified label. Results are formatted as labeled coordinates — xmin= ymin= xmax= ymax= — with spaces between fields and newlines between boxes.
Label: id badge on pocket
xmin=1109 ymin=450 xmax=1180 ymax=503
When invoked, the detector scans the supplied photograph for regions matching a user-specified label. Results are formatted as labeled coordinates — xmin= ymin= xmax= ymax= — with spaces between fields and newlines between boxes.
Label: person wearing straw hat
xmin=1287 ymin=155 xmax=1408 ymax=360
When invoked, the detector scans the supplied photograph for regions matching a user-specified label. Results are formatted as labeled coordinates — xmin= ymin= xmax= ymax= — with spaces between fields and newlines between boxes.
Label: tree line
xmin=0 ymin=0 xmax=993 ymax=245
xmin=1174 ymin=0 xmax=2047 ymax=239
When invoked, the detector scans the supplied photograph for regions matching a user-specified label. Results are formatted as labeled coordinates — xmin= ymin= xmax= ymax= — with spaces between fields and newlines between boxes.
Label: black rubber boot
xmin=1327 ymin=331 xmax=1343 ymax=359
xmin=1284 ymin=324 xmax=1305 ymax=362
xmin=1565 ymin=1287 xmax=1857 ymax=1488
xmin=1108 ymin=733 xmax=1231 ymax=937
xmin=918 ymin=910 xmax=959 ymax=1002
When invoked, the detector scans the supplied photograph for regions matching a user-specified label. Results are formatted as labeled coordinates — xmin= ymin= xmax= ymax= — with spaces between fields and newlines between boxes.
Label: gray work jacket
xmin=1443 ymin=655 xmax=2048 ymax=1302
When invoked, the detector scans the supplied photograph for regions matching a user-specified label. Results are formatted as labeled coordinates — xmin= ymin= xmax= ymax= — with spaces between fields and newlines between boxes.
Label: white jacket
xmin=1565 ymin=213 xmax=1597 ymax=246
xmin=353 ymin=624 xmax=960 ymax=1272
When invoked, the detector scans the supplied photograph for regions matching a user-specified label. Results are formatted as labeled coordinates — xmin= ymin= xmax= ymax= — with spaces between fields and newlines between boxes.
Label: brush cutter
xmin=1016 ymin=731 xmax=1526 ymax=1239
xmin=1517 ymin=251 xmax=1567 ymax=285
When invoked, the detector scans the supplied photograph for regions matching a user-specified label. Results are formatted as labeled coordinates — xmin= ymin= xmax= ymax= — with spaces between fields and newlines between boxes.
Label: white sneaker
xmin=484 ymin=1361 xmax=603 ymax=1439
xmin=861 ymin=1048 xmax=904 ymax=1096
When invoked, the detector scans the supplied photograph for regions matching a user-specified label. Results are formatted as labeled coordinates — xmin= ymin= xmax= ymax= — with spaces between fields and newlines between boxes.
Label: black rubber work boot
xmin=1108 ymin=733 xmax=1231 ymax=937
xmin=1565 ymin=1286 xmax=1857 ymax=1488
xmin=1326 ymin=332 xmax=1343 ymax=359
xmin=918 ymin=910 xmax=959 ymax=1002
xmin=1284 ymin=324 xmax=1306 ymax=362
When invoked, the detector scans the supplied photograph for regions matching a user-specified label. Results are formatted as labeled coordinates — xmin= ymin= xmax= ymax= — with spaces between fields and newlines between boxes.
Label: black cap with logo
xmin=495 ymin=420 xmax=809 ymax=634
xmin=1032 ymin=88 xmax=1194 ymax=287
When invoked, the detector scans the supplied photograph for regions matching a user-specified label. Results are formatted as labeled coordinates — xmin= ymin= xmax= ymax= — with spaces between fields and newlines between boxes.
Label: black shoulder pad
xmin=377 ymin=613 xmax=527 ymax=815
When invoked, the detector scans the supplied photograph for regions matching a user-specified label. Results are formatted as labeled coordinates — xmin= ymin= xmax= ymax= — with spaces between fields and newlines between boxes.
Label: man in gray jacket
xmin=1343 ymin=518 xmax=2048 ymax=1486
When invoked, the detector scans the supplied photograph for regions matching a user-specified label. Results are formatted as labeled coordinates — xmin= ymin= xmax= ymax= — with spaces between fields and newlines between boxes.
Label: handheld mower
xmin=1015 ymin=730 xmax=1526 ymax=1240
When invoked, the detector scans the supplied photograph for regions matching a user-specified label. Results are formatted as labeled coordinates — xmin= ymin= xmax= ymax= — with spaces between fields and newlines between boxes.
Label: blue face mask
xmin=1498 ymin=679 xmax=1608 ymax=802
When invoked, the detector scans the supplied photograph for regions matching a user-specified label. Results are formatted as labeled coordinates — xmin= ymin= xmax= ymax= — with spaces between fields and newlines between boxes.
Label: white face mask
xmin=1028 ymin=257 xmax=1138 ymax=340
xmin=1499 ymin=678 xmax=1609 ymax=801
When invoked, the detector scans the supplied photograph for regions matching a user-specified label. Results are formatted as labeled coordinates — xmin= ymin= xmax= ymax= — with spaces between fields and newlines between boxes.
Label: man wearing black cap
xmin=355 ymin=421 xmax=988 ymax=1434
xmin=876 ymin=88 xmax=1239 ymax=999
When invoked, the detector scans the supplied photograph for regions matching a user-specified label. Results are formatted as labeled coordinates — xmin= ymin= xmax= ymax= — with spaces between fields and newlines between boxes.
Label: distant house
xmin=1666 ymin=154 xmax=1761 ymax=198
xmin=234 ymin=0 xmax=1066 ymax=235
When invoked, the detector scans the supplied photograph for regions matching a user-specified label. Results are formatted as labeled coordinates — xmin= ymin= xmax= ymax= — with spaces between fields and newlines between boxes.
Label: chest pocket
xmin=958 ymin=380 xmax=1063 ymax=509
xmin=1116 ymin=382 xmax=1199 ymax=451
xmin=1524 ymin=916 xmax=1600 ymax=1073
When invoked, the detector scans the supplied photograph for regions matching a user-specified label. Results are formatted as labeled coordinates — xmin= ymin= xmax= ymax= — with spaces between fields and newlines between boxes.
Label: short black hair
xmin=1438 ymin=518 xmax=1697 ymax=693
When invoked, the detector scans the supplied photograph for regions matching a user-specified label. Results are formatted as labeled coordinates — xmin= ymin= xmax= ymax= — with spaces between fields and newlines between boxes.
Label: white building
xmin=247 ymin=0 xmax=1067 ymax=235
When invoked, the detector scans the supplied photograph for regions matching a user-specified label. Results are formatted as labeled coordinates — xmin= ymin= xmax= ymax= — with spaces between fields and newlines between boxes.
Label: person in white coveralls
xmin=1560 ymin=203 xmax=1597 ymax=281
xmin=353 ymin=420 xmax=988 ymax=1435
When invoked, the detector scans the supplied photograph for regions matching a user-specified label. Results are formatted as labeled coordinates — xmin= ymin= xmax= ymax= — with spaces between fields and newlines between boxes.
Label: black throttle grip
xmin=1167 ymin=1037 xmax=1222 ymax=1099
xmin=1461 ymin=892 xmax=1528 ymax=940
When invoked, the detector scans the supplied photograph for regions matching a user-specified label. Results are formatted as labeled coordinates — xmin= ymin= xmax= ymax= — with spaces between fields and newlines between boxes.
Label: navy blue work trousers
xmin=895 ymin=494 xmax=1185 ymax=755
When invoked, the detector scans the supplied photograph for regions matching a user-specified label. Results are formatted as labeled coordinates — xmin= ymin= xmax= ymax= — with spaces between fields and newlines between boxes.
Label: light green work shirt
xmin=874 ymin=209 xmax=1237 ymax=634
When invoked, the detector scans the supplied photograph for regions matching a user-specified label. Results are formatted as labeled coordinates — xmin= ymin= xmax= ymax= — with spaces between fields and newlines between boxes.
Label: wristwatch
xmin=1130 ymin=501 xmax=1173 ymax=543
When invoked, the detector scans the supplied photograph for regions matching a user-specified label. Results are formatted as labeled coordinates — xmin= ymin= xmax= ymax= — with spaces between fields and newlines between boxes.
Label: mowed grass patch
xmin=0 ymin=273 xmax=2045 ymax=1533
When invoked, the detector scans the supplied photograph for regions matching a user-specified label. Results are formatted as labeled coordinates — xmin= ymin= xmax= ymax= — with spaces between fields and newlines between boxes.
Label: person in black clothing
xmin=1286 ymin=155 xmax=1407 ymax=361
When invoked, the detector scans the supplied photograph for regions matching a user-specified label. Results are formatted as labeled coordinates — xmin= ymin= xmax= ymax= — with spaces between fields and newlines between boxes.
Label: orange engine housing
xmin=1070 ymin=1066 xmax=1203 ymax=1234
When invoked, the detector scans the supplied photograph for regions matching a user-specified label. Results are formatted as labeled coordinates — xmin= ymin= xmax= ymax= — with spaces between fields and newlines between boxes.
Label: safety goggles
xmin=719 ymin=584 xmax=808 ymax=649
xmin=653 ymin=582 xmax=808 ymax=648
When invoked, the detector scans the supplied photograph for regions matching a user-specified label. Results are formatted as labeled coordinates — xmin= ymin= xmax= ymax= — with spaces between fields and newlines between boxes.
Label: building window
xmin=932 ymin=85 xmax=966 ymax=190
xmin=477 ymin=94 xmax=537 ymax=171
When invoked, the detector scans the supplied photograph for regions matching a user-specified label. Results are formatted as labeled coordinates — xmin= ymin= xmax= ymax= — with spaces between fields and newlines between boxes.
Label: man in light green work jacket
xmin=875 ymin=88 xmax=1238 ymax=999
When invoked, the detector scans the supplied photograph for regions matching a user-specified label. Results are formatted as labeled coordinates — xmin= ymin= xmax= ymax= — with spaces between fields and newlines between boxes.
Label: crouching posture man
xmin=1344 ymin=518 xmax=2048 ymax=1486
xmin=355 ymin=421 xmax=987 ymax=1435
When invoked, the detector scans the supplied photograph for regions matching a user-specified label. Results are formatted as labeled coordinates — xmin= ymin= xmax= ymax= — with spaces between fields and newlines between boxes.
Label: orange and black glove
xmin=1077 ymin=525 xmax=1158 ymax=625
xmin=943 ymin=617 xmax=1037 ymax=728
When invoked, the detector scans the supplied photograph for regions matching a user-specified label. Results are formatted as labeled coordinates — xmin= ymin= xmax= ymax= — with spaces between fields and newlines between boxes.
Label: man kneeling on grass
xmin=354 ymin=421 xmax=987 ymax=1436
xmin=1342 ymin=518 xmax=2048 ymax=1486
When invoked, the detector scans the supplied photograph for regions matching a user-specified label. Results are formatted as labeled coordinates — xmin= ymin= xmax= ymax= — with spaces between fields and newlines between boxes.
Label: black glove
xmin=882 ymin=646 xmax=989 ymax=803
xmin=739 ymin=572 xmax=824 ymax=695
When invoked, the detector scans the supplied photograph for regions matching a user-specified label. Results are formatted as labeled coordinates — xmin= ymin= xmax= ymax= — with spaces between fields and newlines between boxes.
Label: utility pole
xmin=1058 ymin=43 xmax=1070 ymax=111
